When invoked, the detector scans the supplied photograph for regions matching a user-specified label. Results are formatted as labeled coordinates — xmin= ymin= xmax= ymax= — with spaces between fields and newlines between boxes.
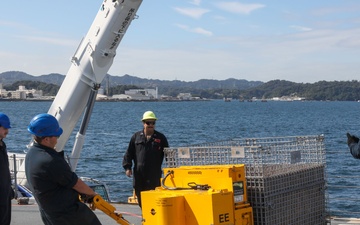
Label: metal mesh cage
xmin=163 ymin=135 xmax=327 ymax=225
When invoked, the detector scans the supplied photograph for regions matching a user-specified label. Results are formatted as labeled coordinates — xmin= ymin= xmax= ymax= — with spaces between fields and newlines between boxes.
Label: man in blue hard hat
xmin=0 ymin=113 xmax=13 ymax=225
xmin=25 ymin=113 xmax=102 ymax=225
xmin=122 ymin=110 xmax=169 ymax=208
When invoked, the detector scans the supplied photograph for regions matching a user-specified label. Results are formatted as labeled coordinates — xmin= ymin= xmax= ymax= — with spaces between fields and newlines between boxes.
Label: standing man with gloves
xmin=122 ymin=111 xmax=169 ymax=208
xmin=0 ymin=113 xmax=13 ymax=225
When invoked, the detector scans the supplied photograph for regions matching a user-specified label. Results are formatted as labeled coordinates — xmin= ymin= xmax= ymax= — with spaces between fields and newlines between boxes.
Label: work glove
xmin=79 ymin=194 xmax=95 ymax=204
xmin=347 ymin=133 xmax=359 ymax=146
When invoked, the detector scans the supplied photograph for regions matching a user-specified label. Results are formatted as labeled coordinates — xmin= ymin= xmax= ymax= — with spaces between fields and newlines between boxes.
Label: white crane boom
xmin=45 ymin=0 xmax=142 ymax=170
xmin=20 ymin=0 xmax=143 ymax=184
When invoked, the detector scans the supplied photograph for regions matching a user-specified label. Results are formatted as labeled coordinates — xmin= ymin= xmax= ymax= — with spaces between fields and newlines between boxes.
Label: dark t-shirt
xmin=25 ymin=142 xmax=78 ymax=213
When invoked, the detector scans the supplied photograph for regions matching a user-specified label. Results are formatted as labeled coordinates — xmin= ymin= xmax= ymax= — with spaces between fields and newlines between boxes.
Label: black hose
xmin=161 ymin=170 xmax=211 ymax=190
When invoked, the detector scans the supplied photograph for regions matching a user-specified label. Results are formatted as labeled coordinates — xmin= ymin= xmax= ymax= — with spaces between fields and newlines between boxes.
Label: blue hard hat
xmin=0 ymin=113 xmax=11 ymax=129
xmin=27 ymin=113 xmax=63 ymax=137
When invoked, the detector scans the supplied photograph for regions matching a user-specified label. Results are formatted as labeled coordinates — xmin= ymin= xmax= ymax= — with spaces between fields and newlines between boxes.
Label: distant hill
xmin=0 ymin=71 xmax=65 ymax=86
xmin=0 ymin=71 xmax=263 ymax=90
xmin=240 ymin=79 xmax=360 ymax=101
xmin=2 ymin=71 xmax=359 ymax=101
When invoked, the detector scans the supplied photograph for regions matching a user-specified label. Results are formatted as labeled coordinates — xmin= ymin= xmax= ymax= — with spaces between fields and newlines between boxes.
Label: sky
xmin=1 ymin=0 xmax=359 ymax=83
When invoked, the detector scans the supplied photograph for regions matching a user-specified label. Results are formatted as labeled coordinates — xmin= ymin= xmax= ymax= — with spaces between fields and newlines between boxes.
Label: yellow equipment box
xmin=142 ymin=188 xmax=235 ymax=225
xmin=141 ymin=164 xmax=253 ymax=225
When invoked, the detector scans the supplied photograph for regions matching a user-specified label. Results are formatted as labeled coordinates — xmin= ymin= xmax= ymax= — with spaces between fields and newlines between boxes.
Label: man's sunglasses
xmin=144 ymin=121 xmax=156 ymax=125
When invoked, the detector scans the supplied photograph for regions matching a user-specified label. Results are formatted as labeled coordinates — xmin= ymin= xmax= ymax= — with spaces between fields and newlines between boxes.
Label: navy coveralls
xmin=122 ymin=130 xmax=169 ymax=207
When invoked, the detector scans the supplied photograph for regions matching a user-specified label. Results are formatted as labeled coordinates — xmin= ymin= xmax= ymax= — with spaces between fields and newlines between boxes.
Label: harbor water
xmin=2 ymin=100 xmax=360 ymax=217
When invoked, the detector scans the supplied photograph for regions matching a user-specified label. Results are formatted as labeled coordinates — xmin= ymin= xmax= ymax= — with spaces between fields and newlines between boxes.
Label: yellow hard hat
xmin=142 ymin=111 xmax=157 ymax=121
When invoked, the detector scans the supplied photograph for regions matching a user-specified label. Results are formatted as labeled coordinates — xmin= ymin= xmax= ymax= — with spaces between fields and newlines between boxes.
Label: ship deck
xmin=11 ymin=199 xmax=360 ymax=225
xmin=11 ymin=199 xmax=143 ymax=225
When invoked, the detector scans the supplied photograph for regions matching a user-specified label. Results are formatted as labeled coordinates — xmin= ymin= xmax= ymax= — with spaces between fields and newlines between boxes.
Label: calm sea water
xmin=2 ymin=100 xmax=360 ymax=217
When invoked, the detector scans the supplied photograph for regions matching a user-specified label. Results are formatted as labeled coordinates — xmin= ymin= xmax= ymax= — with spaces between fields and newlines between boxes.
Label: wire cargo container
xmin=164 ymin=135 xmax=326 ymax=225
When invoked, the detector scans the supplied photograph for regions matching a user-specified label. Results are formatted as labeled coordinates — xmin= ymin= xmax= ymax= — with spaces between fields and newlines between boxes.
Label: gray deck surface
xmin=11 ymin=199 xmax=142 ymax=225
xmin=13 ymin=199 xmax=360 ymax=225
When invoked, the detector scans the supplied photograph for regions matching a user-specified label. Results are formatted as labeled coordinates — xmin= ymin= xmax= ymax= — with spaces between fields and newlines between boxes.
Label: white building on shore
xmin=0 ymin=84 xmax=43 ymax=99
xmin=111 ymin=88 xmax=158 ymax=100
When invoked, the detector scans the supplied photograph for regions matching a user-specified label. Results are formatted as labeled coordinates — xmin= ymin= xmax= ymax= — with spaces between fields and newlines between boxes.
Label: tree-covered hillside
xmin=239 ymin=80 xmax=360 ymax=101
xmin=4 ymin=79 xmax=360 ymax=101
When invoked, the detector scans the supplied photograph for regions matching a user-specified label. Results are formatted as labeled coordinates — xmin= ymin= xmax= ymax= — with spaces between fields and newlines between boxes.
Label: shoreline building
xmin=111 ymin=88 xmax=158 ymax=101
xmin=0 ymin=84 xmax=44 ymax=99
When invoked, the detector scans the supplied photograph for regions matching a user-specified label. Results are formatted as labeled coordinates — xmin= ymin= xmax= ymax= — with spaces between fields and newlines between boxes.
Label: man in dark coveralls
xmin=123 ymin=111 xmax=169 ymax=208
xmin=0 ymin=113 xmax=13 ymax=225
xmin=25 ymin=113 xmax=101 ymax=225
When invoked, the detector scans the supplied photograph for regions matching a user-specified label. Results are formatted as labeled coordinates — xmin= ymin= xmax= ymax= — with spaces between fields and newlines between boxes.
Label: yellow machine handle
xmin=89 ymin=195 xmax=133 ymax=225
